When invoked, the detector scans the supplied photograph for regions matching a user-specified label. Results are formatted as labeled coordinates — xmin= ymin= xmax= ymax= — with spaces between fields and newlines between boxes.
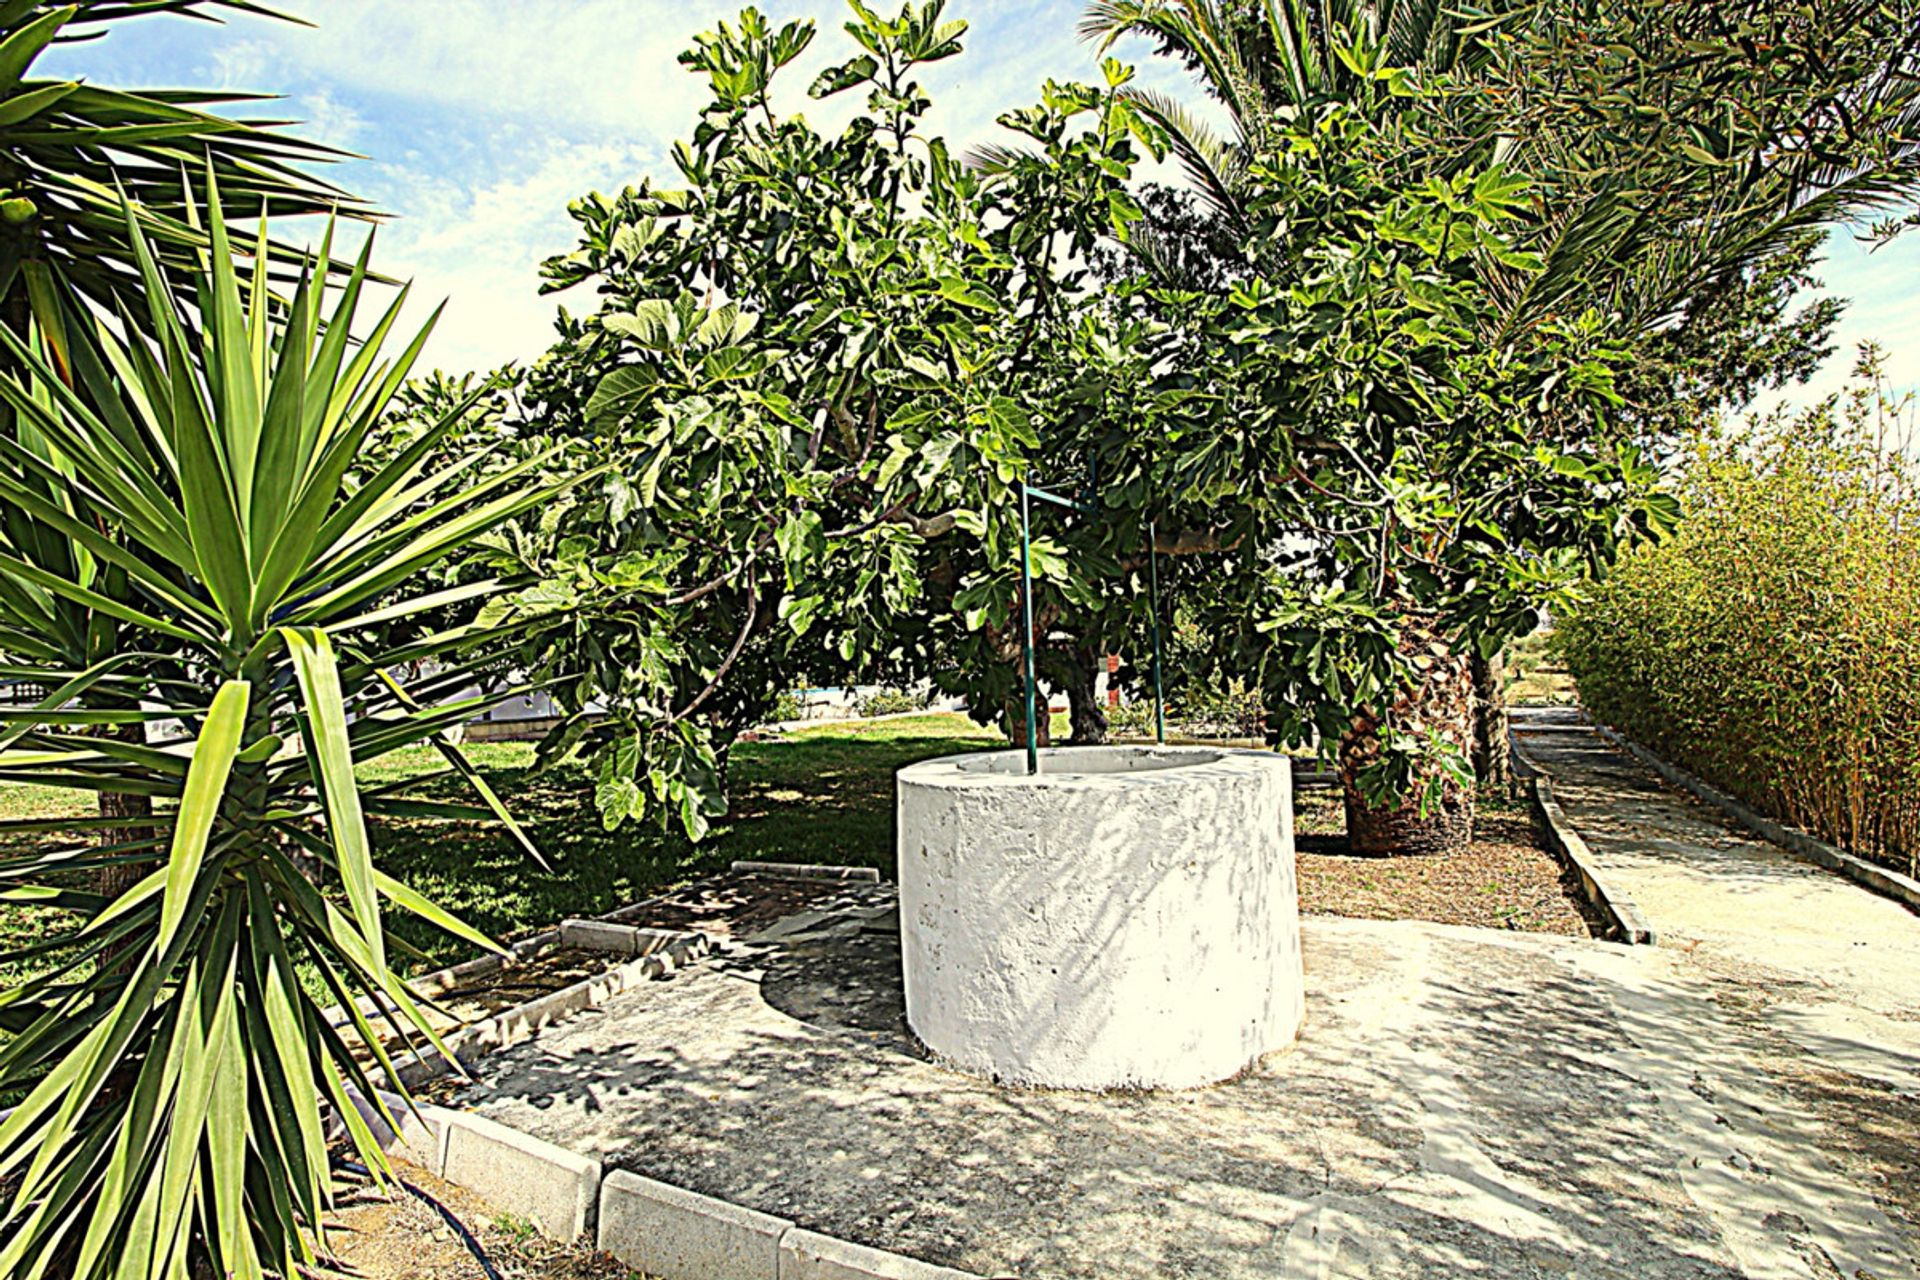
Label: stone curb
xmin=371 ymin=1098 xmax=993 ymax=1279
xmin=1589 ymin=721 xmax=1920 ymax=917
xmin=1509 ymin=731 xmax=1656 ymax=945
xmin=381 ymin=929 xmax=710 ymax=1092
xmin=780 ymin=1227 xmax=985 ymax=1279
xmin=443 ymin=1110 xmax=601 ymax=1243
xmin=731 ymin=860 xmax=883 ymax=883
xmin=599 ymin=1170 xmax=791 ymax=1278
xmin=559 ymin=918 xmax=701 ymax=955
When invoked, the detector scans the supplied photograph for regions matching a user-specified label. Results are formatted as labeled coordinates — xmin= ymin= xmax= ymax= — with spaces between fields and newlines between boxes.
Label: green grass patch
xmin=360 ymin=712 xmax=1012 ymax=970
xmin=0 ymin=711 xmax=1055 ymax=989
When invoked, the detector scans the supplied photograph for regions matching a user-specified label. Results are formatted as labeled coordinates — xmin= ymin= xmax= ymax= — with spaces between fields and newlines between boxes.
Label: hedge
xmin=1559 ymin=369 xmax=1920 ymax=878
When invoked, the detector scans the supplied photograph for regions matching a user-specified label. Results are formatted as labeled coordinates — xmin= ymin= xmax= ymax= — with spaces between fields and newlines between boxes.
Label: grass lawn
xmin=0 ymin=711 xmax=1038 ymax=985
xmin=1 ymin=711 xmax=1596 ymax=991
xmin=361 ymin=711 xmax=1022 ymax=970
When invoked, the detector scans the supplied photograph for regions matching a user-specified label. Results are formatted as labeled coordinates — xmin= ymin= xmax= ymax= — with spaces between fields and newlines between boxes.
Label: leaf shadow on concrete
xmin=449 ymin=901 xmax=1915 ymax=1277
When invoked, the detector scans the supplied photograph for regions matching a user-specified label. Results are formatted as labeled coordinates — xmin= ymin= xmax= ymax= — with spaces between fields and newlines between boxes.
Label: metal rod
xmin=1019 ymin=482 xmax=1039 ymax=775
xmin=1024 ymin=484 xmax=1090 ymax=512
xmin=1148 ymin=519 xmax=1165 ymax=745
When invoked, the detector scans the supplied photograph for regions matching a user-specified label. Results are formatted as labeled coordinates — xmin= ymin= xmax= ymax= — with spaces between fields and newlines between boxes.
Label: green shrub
xmin=770 ymin=689 xmax=805 ymax=722
xmin=1559 ymin=358 xmax=1920 ymax=877
xmin=1172 ymin=679 xmax=1266 ymax=739
xmin=1107 ymin=698 xmax=1158 ymax=737
xmin=1105 ymin=680 xmax=1265 ymax=740
xmin=855 ymin=687 xmax=928 ymax=718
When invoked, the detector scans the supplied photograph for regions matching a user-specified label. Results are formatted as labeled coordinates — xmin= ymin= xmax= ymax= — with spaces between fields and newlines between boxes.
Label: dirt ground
xmin=1292 ymin=786 xmax=1605 ymax=936
xmin=321 ymin=1160 xmax=649 ymax=1280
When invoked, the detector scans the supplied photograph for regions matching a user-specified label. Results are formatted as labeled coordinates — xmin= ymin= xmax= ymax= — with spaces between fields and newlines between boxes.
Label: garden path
xmin=1511 ymin=705 xmax=1920 ymax=1092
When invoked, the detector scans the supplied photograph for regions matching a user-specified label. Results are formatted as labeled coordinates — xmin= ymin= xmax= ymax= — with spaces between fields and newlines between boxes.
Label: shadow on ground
xmin=454 ymin=901 xmax=1916 ymax=1279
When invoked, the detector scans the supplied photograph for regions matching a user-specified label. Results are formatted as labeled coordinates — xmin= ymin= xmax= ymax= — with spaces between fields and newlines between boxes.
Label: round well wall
xmin=896 ymin=746 xmax=1303 ymax=1090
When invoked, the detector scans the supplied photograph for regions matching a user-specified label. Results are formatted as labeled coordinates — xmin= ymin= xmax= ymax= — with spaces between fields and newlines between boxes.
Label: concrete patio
xmin=445 ymin=895 xmax=1914 ymax=1278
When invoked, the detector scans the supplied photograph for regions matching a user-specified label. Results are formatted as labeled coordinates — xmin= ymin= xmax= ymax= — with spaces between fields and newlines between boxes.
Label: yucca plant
xmin=0 ymin=182 xmax=572 ymax=1279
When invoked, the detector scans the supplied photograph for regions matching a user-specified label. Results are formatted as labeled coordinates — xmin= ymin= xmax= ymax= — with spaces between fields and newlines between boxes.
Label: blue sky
xmin=65 ymin=1 xmax=1919 ymax=413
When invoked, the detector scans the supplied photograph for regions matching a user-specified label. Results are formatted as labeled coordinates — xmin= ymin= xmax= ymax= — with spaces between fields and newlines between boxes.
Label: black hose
xmin=336 ymin=1160 xmax=506 ymax=1280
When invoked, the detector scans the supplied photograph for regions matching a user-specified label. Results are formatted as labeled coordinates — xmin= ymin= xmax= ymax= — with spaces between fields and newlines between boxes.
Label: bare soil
xmin=347 ymin=874 xmax=847 ymax=1070
xmin=320 ymin=1160 xmax=648 ymax=1279
xmin=612 ymin=872 xmax=844 ymax=941
xmin=1293 ymin=787 xmax=1605 ymax=936
xmin=1767 ymin=1061 xmax=1920 ymax=1242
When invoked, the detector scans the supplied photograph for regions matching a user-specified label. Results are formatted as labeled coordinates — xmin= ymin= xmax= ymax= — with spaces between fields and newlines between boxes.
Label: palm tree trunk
xmin=1338 ymin=623 xmax=1475 ymax=856
xmin=1471 ymin=651 xmax=1511 ymax=791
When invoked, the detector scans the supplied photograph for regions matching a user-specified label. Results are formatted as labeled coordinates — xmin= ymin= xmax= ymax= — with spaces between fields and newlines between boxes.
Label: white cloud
xmin=298 ymin=87 xmax=367 ymax=149
xmin=206 ymin=36 xmax=272 ymax=90
xmin=1749 ymin=229 xmax=1920 ymax=419
xmin=359 ymin=138 xmax=660 ymax=373
xmin=232 ymin=1 xmax=757 ymax=136
xmin=228 ymin=1 xmax=1225 ymax=373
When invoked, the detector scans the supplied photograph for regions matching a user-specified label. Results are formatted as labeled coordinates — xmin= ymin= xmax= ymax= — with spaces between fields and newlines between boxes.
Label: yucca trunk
xmin=1339 ymin=624 xmax=1475 ymax=857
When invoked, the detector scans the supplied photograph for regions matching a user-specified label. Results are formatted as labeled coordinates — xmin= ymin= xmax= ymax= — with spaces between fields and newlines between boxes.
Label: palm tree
xmin=0 ymin=187 xmax=571 ymax=1280
xmin=1084 ymin=0 xmax=1920 ymax=854
xmin=0 ymin=0 xmax=366 ymax=347
xmin=1080 ymin=0 xmax=1475 ymax=229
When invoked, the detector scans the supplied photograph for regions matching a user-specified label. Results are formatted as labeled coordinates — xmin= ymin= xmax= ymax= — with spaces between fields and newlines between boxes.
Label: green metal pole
xmin=1019 ymin=482 xmax=1039 ymax=775
xmin=1148 ymin=519 xmax=1165 ymax=745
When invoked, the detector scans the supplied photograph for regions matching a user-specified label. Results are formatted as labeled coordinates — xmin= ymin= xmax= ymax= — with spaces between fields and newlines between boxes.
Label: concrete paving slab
xmin=449 ymin=901 xmax=1918 ymax=1278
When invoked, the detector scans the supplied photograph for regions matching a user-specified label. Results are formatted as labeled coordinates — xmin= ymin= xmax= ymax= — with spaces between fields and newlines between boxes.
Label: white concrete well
xmin=896 ymin=745 xmax=1303 ymax=1090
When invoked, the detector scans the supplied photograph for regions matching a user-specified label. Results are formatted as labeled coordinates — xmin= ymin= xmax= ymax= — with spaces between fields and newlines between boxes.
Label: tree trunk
xmin=1339 ymin=623 xmax=1475 ymax=857
xmin=94 ymin=720 xmax=154 ymax=976
xmin=1004 ymin=695 xmax=1053 ymax=748
xmin=1470 ymin=650 xmax=1511 ymax=792
xmin=1064 ymin=649 xmax=1108 ymax=745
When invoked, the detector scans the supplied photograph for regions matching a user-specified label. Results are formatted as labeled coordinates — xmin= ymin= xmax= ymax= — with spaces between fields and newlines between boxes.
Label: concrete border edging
xmin=1510 ymin=731 xmax=1656 ymax=945
xmin=1528 ymin=773 xmax=1656 ymax=945
xmin=350 ymin=891 xmax=991 ymax=1277
xmin=383 ymin=929 xmax=711 ymax=1091
xmin=779 ymin=1227 xmax=984 ymax=1280
xmin=730 ymin=860 xmax=883 ymax=884
xmin=442 ymin=1111 xmax=601 ymax=1243
xmin=372 ymin=1107 xmax=994 ymax=1279
xmin=599 ymin=1170 xmax=792 ymax=1278
xmin=1591 ymin=722 xmax=1920 ymax=917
